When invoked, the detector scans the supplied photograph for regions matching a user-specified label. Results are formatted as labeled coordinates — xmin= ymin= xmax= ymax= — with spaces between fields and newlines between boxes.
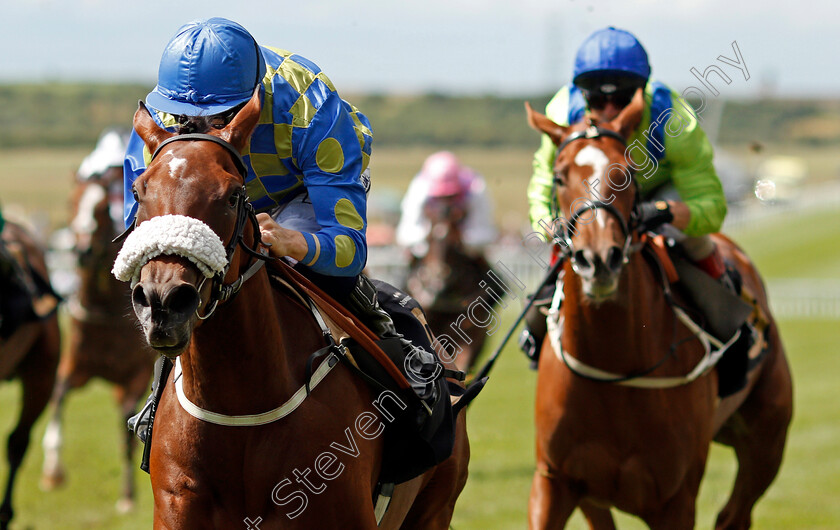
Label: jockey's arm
xmin=663 ymin=101 xmax=727 ymax=237
xmin=122 ymin=128 xmax=148 ymax=228
xmin=256 ymin=215 xmax=309 ymax=261
xmin=527 ymin=88 xmax=570 ymax=238
xmin=528 ymin=134 xmax=560 ymax=240
xmin=666 ymin=201 xmax=691 ymax=230
xmin=281 ymin=92 xmax=369 ymax=277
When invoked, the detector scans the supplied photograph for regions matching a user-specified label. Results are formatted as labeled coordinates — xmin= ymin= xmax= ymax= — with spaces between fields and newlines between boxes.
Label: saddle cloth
xmin=644 ymin=235 xmax=771 ymax=397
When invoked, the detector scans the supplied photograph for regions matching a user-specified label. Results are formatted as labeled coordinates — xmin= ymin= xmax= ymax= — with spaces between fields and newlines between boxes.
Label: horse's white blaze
xmin=575 ymin=145 xmax=609 ymax=228
xmin=71 ymin=183 xmax=106 ymax=235
xmin=168 ymin=155 xmax=187 ymax=174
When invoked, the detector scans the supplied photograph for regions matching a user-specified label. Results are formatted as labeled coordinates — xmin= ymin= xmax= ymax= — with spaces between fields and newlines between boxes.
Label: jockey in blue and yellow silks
xmin=125 ymin=18 xmax=443 ymax=444
xmin=123 ymin=44 xmax=372 ymax=278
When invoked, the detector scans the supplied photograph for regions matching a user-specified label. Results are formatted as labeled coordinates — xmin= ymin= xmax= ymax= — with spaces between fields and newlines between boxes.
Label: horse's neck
xmin=562 ymin=256 xmax=672 ymax=368
xmin=178 ymin=271 xmax=305 ymax=414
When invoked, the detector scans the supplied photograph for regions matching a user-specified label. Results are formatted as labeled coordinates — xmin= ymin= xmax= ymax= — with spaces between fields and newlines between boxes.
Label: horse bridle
xmin=552 ymin=125 xmax=643 ymax=266
xmin=119 ymin=133 xmax=273 ymax=320
xmin=550 ymin=125 xmax=716 ymax=385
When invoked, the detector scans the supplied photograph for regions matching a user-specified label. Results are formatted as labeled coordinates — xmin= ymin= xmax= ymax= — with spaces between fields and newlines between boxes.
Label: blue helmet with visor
xmin=573 ymin=27 xmax=650 ymax=94
xmin=146 ymin=18 xmax=266 ymax=116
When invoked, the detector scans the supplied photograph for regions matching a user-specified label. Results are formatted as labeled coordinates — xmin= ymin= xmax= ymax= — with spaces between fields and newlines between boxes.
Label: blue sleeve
xmin=295 ymin=93 xmax=369 ymax=277
xmin=123 ymin=128 xmax=147 ymax=228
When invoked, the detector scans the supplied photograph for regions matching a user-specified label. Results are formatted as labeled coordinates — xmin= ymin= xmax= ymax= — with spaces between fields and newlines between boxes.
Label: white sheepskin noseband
xmin=112 ymin=215 xmax=228 ymax=286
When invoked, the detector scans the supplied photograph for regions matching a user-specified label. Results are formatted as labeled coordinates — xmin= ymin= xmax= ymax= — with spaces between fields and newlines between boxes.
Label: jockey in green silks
xmin=520 ymin=26 xmax=730 ymax=366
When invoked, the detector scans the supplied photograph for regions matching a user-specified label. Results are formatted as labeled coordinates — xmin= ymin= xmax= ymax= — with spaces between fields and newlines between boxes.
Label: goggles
xmin=582 ymin=86 xmax=637 ymax=110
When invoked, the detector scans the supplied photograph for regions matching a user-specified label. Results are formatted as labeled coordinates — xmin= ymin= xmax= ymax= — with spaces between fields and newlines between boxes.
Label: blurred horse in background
xmin=40 ymin=151 xmax=155 ymax=512
xmin=0 ymin=219 xmax=61 ymax=529
xmin=405 ymin=196 xmax=497 ymax=373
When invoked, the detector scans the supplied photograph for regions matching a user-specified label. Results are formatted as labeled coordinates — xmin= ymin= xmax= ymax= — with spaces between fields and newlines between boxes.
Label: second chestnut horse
xmin=525 ymin=91 xmax=792 ymax=529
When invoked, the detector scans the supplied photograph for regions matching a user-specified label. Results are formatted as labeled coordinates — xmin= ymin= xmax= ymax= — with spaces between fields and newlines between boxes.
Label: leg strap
xmin=140 ymin=356 xmax=173 ymax=474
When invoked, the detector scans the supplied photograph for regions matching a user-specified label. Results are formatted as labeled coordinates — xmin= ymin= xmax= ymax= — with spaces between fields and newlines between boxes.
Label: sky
xmin=1 ymin=0 xmax=838 ymax=98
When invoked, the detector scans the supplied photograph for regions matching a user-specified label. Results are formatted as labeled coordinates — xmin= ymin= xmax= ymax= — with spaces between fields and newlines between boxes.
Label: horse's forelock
xmin=176 ymin=116 xmax=215 ymax=135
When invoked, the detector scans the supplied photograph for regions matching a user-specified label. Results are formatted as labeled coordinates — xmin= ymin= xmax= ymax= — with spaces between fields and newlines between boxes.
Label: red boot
xmin=693 ymin=246 xmax=726 ymax=280
xmin=693 ymin=245 xmax=736 ymax=292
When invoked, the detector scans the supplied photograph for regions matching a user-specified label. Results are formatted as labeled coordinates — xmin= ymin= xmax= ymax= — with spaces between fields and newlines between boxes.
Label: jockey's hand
xmin=256 ymin=213 xmax=308 ymax=262
xmin=636 ymin=200 xmax=675 ymax=233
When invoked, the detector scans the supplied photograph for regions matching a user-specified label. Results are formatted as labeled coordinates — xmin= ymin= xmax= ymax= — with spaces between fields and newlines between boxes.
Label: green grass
xmin=0 ymin=147 xmax=837 ymax=528
xmin=453 ymin=317 xmax=840 ymax=530
xmin=731 ymin=207 xmax=840 ymax=279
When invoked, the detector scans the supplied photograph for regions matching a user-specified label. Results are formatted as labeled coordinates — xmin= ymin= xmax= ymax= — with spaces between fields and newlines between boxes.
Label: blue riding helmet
xmin=573 ymin=27 xmax=650 ymax=91
xmin=146 ymin=18 xmax=266 ymax=116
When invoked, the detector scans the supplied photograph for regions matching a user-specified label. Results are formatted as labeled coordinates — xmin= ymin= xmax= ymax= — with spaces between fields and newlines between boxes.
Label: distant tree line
xmin=0 ymin=83 xmax=837 ymax=149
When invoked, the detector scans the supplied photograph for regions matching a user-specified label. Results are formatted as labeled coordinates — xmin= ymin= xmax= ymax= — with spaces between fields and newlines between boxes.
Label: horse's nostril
xmin=573 ymin=250 xmax=592 ymax=271
xmin=132 ymin=284 xmax=151 ymax=309
xmin=166 ymin=284 xmax=201 ymax=316
xmin=606 ymin=246 xmax=625 ymax=272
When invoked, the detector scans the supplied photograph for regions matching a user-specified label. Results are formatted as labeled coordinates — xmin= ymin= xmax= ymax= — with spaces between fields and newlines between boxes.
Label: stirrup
xmin=127 ymin=394 xmax=154 ymax=444
xmin=518 ymin=329 xmax=540 ymax=371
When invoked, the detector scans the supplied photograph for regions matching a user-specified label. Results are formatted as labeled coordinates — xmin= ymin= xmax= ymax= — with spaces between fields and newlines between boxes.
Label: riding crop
xmin=471 ymin=256 xmax=565 ymax=384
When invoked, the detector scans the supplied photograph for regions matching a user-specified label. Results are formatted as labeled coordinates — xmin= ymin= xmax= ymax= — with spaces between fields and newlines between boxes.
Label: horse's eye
xmin=228 ymin=193 xmax=238 ymax=209
xmin=553 ymin=170 xmax=566 ymax=186
xmin=131 ymin=186 xmax=139 ymax=202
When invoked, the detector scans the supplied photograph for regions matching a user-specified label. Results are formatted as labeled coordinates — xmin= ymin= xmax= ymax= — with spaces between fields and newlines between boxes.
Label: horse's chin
xmin=152 ymin=344 xmax=189 ymax=359
xmin=581 ymin=277 xmax=620 ymax=303
xmin=139 ymin=320 xmax=192 ymax=358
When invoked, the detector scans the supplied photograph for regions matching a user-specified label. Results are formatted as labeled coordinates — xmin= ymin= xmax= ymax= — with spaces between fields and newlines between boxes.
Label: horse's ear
xmin=133 ymin=101 xmax=172 ymax=155
xmin=220 ymin=87 xmax=262 ymax=153
xmin=610 ymin=87 xmax=645 ymax=139
xmin=525 ymin=101 xmax=568 ymax=146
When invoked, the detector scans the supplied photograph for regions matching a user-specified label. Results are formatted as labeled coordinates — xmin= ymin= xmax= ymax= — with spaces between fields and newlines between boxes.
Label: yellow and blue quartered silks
xmin=528 ymin=80 xmax=726 ymax=238
xmin=124 ymin=46 xmax=373 ymax=277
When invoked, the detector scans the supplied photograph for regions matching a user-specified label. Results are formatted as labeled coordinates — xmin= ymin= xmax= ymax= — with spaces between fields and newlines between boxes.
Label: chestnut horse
xmin=525 ymin=91 xmax=792 ymax=529
xmin=0 ymin=220 xmax=61 ymax=529
xmin=405 ymin=198 xmax=496 ymax=372
xmin=119 ymin=90 xmax=469 ymax=529
xmin=40 ymin=167 xmax=155 ymax=511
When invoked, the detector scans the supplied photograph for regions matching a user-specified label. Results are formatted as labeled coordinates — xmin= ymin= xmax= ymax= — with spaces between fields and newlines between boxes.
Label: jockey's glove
xmin=636 ymin=200 xmax=674 ymax=233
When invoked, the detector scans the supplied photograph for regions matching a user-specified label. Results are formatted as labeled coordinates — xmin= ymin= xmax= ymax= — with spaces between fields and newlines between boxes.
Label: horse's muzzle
xmin=131 ymin=280 xmax=201 ymax=355
xmin=572 ymin=245 xmax=624 ymax=302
